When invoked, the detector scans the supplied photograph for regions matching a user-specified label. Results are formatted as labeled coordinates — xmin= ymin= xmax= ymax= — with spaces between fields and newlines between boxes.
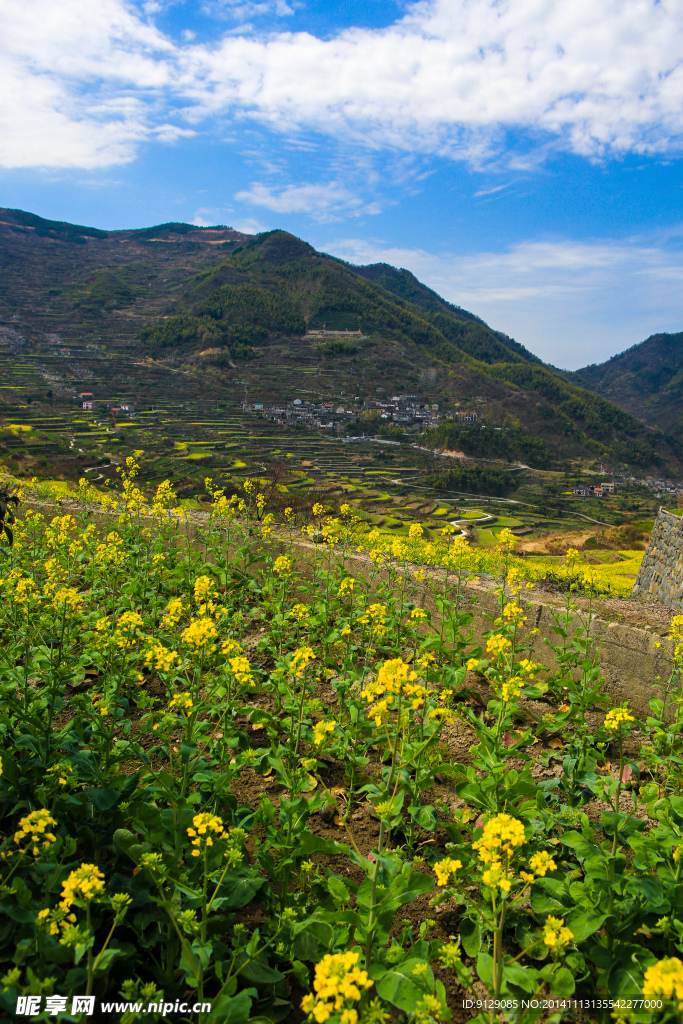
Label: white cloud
xmin=4 ymin=0 xmax=683 ymax=169
xmin=0 ymin=0 xmax=178 ymax=168
xmin=234 ymin=180 xmax=380 ymax=220
xmin=326 ymin=234 xmax=683 ymax=368
xmin=231 ymin=216 xmax=270 ymax=233
xmin=188 ymin=0 xmax=683 ymax=163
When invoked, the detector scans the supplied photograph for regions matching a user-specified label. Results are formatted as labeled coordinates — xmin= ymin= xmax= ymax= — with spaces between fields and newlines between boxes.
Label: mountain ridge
xmin=573 ymin=332 xmax=683 ymax=440
xmin=0 ymin=208 xmax=680 ymax=475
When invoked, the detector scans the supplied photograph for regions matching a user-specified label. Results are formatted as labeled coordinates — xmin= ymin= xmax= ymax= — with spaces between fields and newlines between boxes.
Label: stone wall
xmin=632 ymin=508 xmax=683 ymax=610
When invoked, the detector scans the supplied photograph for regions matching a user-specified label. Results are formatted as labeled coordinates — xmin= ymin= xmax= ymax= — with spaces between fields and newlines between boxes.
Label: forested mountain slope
xmin=0 ymin=209 xmax=680 ymax=473
xmin=574 ymin=332 xmax=683 ymax=440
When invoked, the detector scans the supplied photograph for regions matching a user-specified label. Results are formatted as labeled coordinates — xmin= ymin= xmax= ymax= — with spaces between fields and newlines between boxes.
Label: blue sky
xmin=2 ymin=0 xmax=683 ymax=369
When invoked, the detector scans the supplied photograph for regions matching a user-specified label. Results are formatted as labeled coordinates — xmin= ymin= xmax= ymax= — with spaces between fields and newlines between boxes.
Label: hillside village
xmin=246 ymin=392 xmax=476 ymax=432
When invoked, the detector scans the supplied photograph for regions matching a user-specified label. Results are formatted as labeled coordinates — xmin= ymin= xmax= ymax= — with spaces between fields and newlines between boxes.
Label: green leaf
xmin=92 ymin=948 xmax=121 ymax=974
xmin=211 ymin=989 xmax=257 ymax=1024
xmin=501 ymin=960 xmax=538 ymax=994
xmin=411 ymin=804 xmax=438 ymax=831
xmin=239 ymin=956 xmax=286 ymax=986
xmin=530 ymin=879 xmax=567 ymax=916
xmin=565 ymin=909 xmax=607 ymax=942
xmin=217 ymin=871 xmax=265 ymax=910
xmin=560 ymin=830 xmax=602 ymax=861
xmin=476 ymin=952 xmax=494 ymax=989
xmin=460 ymin=916 xmax=482 ymax=958
xmin=84 ymin=787 xmax=120 ymax=811
xmin=297 ymin=832 xmax=344 ymax=857
xmin=327 ymin=876 xmax=351 ymax=906
xmin=374 ymin=959 xmax=433 ymax=1013
xmin=291 ymin=919 xmax=336 ymax=961
xmin=549 ymin=966 xmax=575 ymax=998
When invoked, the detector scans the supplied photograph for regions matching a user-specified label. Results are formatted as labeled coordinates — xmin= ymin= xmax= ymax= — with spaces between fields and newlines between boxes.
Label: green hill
xmin=573 ymin=332 xmax=683 ymax=441
xmin=0 ymin=209 xmax=680 ymax=474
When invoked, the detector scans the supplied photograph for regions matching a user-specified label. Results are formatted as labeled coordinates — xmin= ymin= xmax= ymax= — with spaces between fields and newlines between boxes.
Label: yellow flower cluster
xmin=410 ymin=607 xmax=428 ymax=622
xmin=113 ymin=610 xmax=145 ymax=649
xmin=313 ymin=720 xmax=336 ymax=746
xmin=337 ymin=577 xmax=355 ymax=598
xmin=181 ymin=617 xmax=217 ymax=649
xmin=500 ymin=677 xmax=525 ymax=702
xmin=228 ymin=655 xmax=256 ymax=688
xmin=210 ymin=491 xmax=238 ymax=521
xmin=37 ymin=904 xmax=78 ymax=938
xmin=321 ymin=517 xmax=341 ymax=546
xmin=497 ymin=528 xmax=516 ymax=552
xmin=604 ymin=707 xmax=635 ymax=731
xmin=193 ymin=576 xmax=215 ymax=601
xmin=290 ymin=603 xmax=311 ymax=621
xmin=60 ymin=863 xmax=105 ymax=907
xmin=45 ymin=514 xmax=76 ymax=550
xmin=273 ymin=556 xmax=292 ymax=577
xmin=543 ymin=916 xmax=573 ymax=949
xmin=154 ymin=479 xmax=177 ymax=509
xmin=13 ymin=810 xmax=58 ymax=858
xmin=502 ymin=601 xmax=527 ymax=624
xmin=473 ymin=814 xmax=526 ymax=861
xmin=162 ymin=597 xmax=185 ymax=627
xmin=524 ymin=851 xmax=557 ymax=882
xmin=169 ymin=692 xmax=193 ymax=713
xmin=357 ymin=603 xmax=387 ymax=635
xmin=52 ymin=587 xmax=82 ymax=615
xmin=472 ymin=813 xmax=526 ymax=894
xmin=301 ymin=951 xmax=373 ymax=1024
xmin=94 ymin=531 xmax=125 ymax=567
xmin=361 ymin=658 xmax=427 ymax=727
xmin=12 ymin=576 xmax=36 ymax=605
xmin=434 ymin=857 xmax=462 ymax=886
xmin=518 ymin=658 xmax=540 ymax=679
xmin=486 ymin=634 xmax=511 ymax=657
xmin=409 ymin=523 xmax=424 ymax=540
xmin=144 ymin=642 xmax=179 ymax=673
xmin=221 ymin=638 xmax=243 ymax=656
xmin=362 ymin=658 xmax=416 ymax=701
xmin=46 ymin=763 xmax=73 ymax=786
xmin=289 ymin=646 xmax=316 ymax=679
xmin=642 ymin=957 xmax=683 ymax=1006
xmin=186 ymin=814 xmax=245 ymax=861
xmin=506 ymin=565 xmax=534 ymax=595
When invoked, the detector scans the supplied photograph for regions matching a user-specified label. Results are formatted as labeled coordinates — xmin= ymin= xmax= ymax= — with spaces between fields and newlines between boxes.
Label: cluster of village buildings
xmin=572 ymin=475 xmax=683 ymax=500
xmin=79 ymin=393 xmax=135 ymax=416
xmin=246 ymin=394 xmax=462 ymax=431
xmin=248 ymin=393 xmax=456 ymax=430
xmin=572 ymin=481 xmax=616 ymax=498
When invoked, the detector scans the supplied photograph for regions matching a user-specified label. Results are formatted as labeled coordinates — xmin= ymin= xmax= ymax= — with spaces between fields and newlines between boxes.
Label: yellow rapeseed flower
xmin=472 ymin=813 xmax=525 ymax=864
xmin=60 ymin=863 xmax=105 ymax=907
xmin=301 ymin=951 xmax=372 ymax=1023
xmin=543 ymin=916 xmax=573 ymax=949
xmin=604 ymin=707 xmax=635 ymax=731
xmin=434 ymin=857 xmax=462 ymax=886
xmin=643 ymin=957 xmax=683 ymax=1006
xmin=181 ymin=617 xmax=217 ymax=649
xmin=313 ymin=720 xmax=336 ymax=746
xmin=529 ymin=851 xmax=557 ymax=877
xmin=13 ymin=810 xmax=58 ymax=858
